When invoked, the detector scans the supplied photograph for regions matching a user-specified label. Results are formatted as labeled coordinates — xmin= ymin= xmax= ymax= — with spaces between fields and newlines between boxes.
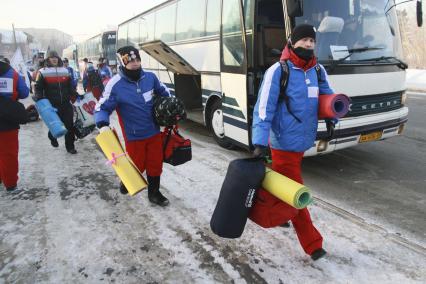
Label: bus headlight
xmin=317 ymin=140 xmax=328 ymax=152
xmin=401 ymin=92 xmax=407 ymax=105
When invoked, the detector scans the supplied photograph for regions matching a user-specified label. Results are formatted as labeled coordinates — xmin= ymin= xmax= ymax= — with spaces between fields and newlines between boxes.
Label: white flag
xmin=10 ymin=47 xmax=30 ymax=88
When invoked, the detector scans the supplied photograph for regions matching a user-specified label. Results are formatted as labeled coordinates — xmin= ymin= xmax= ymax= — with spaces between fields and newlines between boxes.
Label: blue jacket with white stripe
xmin=0 ymin=62 xmax=29 ymax=101
xmin=94 ymin=68 xmax=171 ymax=141
xmin=252 ymin=61 xmax=334 ymax=152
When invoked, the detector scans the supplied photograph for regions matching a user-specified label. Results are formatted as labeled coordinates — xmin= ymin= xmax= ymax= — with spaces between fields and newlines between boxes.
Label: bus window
xmin=206 ymin=0 xmax=221 ymax=36
xmin=222 ymin=0 xmax=245 ymax=67
xmin=117 ymin=23 xmax=128 ymax=49
xmin=176 ymin=0 xmax=206 ymax=41
xmin=128 ymin=19 xmax=141 ymax=47
xmin=141 ymin=13 xmax=155 ymax=43
xmin=155 ymin=3 xmax=177 ymax=42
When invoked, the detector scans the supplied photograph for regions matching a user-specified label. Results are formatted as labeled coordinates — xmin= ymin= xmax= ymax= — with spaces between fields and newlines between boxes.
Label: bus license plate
xmin=359 ymin=131 xmax=383 ymax=143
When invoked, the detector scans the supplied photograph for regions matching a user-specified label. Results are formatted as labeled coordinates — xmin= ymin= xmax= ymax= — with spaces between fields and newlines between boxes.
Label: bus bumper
xmin=305 ymin=107 xmax=409 ymax=156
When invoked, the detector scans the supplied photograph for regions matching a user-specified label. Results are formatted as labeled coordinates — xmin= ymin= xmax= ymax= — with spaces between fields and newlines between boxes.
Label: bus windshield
xmin=105 ymin=43 xmax=116 ymax=64
xmin=294 ymin=0 xmax=403 ymax=63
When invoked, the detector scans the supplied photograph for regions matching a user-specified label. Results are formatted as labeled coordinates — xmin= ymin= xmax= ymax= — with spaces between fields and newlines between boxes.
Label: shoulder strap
xmin=12 ymin=70 xmax=19 ymax=101
xmin=279 ymin=60 xmax=301 ymax=123
xmin=279 ymin=60 xmax=290 ymax=93
xmin=315 ymin=64 xmax=324 ymax=83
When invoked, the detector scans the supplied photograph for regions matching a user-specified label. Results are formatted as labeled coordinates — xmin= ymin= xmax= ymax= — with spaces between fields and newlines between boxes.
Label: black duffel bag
xmin=210 ymin=158 xmax=265 ymax=238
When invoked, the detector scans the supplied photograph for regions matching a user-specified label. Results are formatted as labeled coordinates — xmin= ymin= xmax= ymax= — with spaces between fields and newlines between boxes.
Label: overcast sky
xmin=0 ymin=0 xmax=165 ymax=42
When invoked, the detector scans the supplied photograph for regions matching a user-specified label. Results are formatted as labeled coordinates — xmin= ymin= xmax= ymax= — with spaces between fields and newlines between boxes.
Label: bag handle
xmin=163 ymin=126 xmax=173 ymax=154
xmin=162 ymin=124 xmax=185 ymax=155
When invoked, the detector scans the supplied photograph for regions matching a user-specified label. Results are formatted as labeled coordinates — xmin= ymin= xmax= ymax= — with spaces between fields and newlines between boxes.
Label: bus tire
xmin=208 ymin=99 xmax=235 ymax=149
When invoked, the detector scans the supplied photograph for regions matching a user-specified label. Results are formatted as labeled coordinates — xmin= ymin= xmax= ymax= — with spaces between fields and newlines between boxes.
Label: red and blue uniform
xmin=0 ymin=62 xmax=29 ymax=189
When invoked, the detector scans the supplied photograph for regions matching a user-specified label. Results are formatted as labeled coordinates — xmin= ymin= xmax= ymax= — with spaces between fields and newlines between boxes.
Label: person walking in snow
xmin=0 ymin=60 xmax=30 ymax=191
xmin=95 ymin=46 xmax=172 ymax=206
xmin=251 ymin=24 xmax=336 ymax=261
xmin=34 ymin=51 xmax=79 ymax=154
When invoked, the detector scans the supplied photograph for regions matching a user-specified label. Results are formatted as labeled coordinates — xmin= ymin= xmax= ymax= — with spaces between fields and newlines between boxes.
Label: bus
xmin=77 ymin=31 xmax=117 ymax=74
xmin=117 ymin=0 xmax=423 ymax=155
xmin=62 ymin=44 xmax=80 ymax=79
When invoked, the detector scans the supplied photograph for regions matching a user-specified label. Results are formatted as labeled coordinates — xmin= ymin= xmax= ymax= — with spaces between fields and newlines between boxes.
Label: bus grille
xmin=346 ymin=91 xmax=403 ymax=117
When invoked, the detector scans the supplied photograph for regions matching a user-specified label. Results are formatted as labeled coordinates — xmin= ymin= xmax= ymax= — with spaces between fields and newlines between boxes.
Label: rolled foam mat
xmin=96 ymin=128 xmax=147 ymax=196
xmin=35 ymin=99 xmax=67 ymax=138
xmin=262 ymin=168 xmax=312 ymax=209
xmin=318 ymin=93 xmax=351 ymax=119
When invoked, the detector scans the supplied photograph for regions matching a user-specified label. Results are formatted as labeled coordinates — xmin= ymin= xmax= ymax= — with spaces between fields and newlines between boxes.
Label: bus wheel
xmin=208 ymin=99 xmax=234 ymax=149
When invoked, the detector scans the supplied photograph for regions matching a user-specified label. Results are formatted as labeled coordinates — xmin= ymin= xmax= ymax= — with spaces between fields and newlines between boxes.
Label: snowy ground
xmin=0 ymin=105 xmax=425 ymax=283
xmin=406 ymin=69 xmax=426 ymax=92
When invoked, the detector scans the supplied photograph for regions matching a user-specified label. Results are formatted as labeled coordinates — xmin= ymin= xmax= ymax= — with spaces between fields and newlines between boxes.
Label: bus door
xmin=220 ymin=0 xmax=249 ymax=146
xmin=140 ymin=40 xmax=202 ymax=110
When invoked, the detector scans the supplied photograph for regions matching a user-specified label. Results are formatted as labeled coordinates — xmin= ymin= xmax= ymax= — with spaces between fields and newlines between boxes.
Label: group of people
xmin=82 ymin=57 xmax=113 ymax=99
xmin=0 ymin=24 xmax=333 ymax=260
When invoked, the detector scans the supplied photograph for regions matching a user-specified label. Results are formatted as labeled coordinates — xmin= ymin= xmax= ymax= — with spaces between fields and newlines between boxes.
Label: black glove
xmin=325 ymin=119 xmax=338 ymax=141
xmin=253 ymin=145 xmax=269 ymax=159
xmin=96 ymin=121 xmax=110 ymax=129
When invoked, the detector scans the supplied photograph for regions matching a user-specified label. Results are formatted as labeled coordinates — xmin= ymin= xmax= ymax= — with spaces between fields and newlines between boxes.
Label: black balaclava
xmin=293 ymin=47 xmax=315 ymax=61
xmin=122 ymin=67 xmax=142 ymax=81
xmin=117 ymin=46 xmax=142 ymax=81
xmin=290 ymin=24 xmax=317 ymax=60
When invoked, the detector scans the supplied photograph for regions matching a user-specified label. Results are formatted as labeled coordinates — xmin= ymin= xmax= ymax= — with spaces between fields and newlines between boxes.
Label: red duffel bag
xmin=162 ymin=125 xmax=192 ymax=166
xmin=248 ymin=188 xmax=298 ymax=228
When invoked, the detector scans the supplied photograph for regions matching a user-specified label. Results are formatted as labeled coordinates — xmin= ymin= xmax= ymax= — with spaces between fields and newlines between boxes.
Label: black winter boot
xmin=311 ymin=248 xmax=327 ymax=261
xmin=48 ymin=132 xmax=59 ymax=148
xmin=6 ymin=186 xmax=17 ymax=192
xmin=51 ymin=139 xmax=59 ymax=148
xmin=280 ymin=222 xmax=291 ymax=228
xmin=119 ymin=182 xmax=128 ymax=195
xmin=147 ymin=176 xmax=169 ymax=207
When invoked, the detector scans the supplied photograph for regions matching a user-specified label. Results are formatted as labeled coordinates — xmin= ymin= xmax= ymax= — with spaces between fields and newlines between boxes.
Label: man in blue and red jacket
xmin=0 ymin=60 xmax=30 ymax=191
xmin=95 ymin=46 xmax=172 ymax=206
xmin=251 ymin=24 xmax=334 ymax=261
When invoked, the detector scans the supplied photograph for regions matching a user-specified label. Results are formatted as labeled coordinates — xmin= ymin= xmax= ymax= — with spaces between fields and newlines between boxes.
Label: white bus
xmin=62 ymin=44 xmax=80 ymax=78
xmin=117 ymin=0 xmax=422 ymax=155
xmin=78 ymin=31 xmax=117 ymax=74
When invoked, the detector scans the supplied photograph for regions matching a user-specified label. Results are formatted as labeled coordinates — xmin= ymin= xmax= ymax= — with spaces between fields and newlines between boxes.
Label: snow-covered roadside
xmin=406 ymin=69 xmax=426 ymax=93
xmin=0 ymin=112 xmax=425 ymax=283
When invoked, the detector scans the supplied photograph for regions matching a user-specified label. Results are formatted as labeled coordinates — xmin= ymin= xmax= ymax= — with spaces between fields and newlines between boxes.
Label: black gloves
xmin=96 ymin=121 xmax=110 ymax=129
xmin=325 ymin=118 xmax=338 ymax=141
xmin=253 ymin=145 xmax=269 ymax=159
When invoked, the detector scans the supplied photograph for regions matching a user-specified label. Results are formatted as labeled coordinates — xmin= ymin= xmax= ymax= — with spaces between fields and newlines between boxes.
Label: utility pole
xmin=12 ymin=23 xmax=18 ymax=51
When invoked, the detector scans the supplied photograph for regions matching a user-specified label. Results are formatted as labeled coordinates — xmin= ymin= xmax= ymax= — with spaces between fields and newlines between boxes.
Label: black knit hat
xmin=46 ymin=50 xmax=60 ymax=59
xmin=117 ymin=46 xmax=141 ymax=65
xmin=291 ymin=24 xmax=316 ymax=44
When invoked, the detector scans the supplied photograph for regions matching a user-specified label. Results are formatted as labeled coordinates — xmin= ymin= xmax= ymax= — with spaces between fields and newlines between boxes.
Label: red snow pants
xmin=0 ymin=129 xmax=19 ymax=188
xmin=271 ymin=149 xmax=323 ymax=255
xmin=124 ymin=133 xmax=163 ymax=177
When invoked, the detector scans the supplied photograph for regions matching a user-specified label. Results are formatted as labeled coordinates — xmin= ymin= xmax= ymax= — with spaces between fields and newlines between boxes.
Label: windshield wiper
xmin=354 ymin=56 xmax=408 ymax=70
xmin=328 ymin=47 xmax=385 ymax=71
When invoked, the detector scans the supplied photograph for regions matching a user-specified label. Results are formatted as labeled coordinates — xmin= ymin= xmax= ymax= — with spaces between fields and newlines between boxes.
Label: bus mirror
xmin=286 ymin=0 xmax=303 ymax=17
xmin=417 ymin=0 xmax=423 ymax=27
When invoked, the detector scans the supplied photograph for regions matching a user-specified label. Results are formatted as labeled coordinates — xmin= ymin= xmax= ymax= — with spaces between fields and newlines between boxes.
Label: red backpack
xmin=162 ymin=125 xmax=191 ymax=166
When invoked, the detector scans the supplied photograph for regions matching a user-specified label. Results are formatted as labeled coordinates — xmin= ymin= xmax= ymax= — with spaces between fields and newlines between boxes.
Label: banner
xmin=10 ymin=48 xmax=30 ymax=88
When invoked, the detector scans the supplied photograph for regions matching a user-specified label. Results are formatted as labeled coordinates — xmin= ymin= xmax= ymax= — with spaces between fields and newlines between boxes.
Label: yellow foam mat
xmin=262 ymin=168 xmax=312 ymax=209
xmin=96 ymin=129 xmax=147 ymax=196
